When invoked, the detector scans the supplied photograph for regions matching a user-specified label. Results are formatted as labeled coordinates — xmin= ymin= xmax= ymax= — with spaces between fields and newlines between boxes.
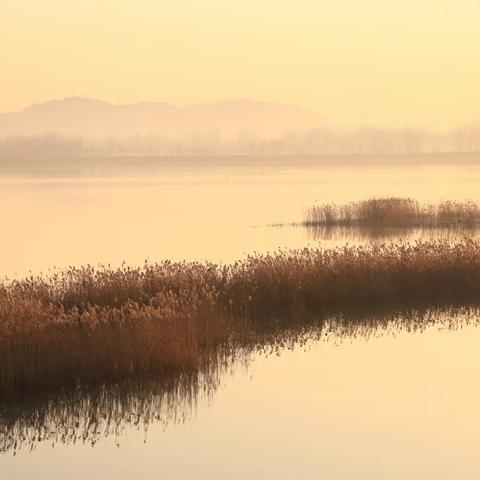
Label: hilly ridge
xmin=0 ymin=97 xmax=319 ymax=138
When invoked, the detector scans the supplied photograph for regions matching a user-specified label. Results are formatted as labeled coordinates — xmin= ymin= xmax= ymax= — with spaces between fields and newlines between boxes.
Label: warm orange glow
xmin=2 ymin=0 xmax=480 ymax=128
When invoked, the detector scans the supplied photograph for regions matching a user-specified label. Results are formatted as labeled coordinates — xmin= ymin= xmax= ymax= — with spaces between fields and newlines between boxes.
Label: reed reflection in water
xmin=0 ymin=370 xmax=220 ymax=454
xmin=305 ymin=224 xmax=480 ymax=244
xmin=1 ymin=304 xmax=478 ymax=455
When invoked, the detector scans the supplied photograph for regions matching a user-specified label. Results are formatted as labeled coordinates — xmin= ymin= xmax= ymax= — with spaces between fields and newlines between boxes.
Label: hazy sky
xmin=2 ymin=0 xmax=480 ymax=128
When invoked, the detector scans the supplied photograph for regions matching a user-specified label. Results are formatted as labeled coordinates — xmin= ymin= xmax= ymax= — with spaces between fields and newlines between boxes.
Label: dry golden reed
xmin=304 ymin=198 xmax=480 ymax=228
xmin=2 ymin=239 xmax=480 ymax=401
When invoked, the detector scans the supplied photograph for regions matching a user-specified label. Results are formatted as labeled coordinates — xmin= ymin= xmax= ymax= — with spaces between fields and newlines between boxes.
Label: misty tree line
xmin=1 ymin=127 xmax=480 ymax=157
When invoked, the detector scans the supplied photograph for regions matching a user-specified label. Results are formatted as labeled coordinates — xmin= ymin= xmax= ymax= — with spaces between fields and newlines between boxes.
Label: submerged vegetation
xmin=304 ymin=198 xmax=480 ymax=228
xmin=2 ymin=240 xmax=480 ymax=403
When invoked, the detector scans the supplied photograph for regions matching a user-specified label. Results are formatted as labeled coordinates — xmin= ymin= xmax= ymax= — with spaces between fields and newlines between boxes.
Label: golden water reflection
xmin=2 ymin=304 xmax=478 ymax=456
xmin=304 ymin=224 xmax=480 ymax=243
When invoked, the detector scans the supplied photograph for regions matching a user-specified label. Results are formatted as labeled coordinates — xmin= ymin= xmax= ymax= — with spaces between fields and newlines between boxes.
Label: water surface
xmin=2 ymin=309 xmax=480 ymax=479
xmin=2 ymin=153 xmax=480 ymax=277
xmin=2 ymin=153 xmax=480 ymax=478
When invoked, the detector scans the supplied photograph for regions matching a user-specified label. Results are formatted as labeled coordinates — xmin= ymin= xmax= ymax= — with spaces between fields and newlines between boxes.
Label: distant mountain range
xmin=0 ymin=97 xmax=319 ymax=138
xmin=3 ymin=98 xmax=478 ymax=156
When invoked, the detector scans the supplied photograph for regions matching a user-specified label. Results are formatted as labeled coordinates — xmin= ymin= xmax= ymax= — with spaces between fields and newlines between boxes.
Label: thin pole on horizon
xmin=363 ymin=94 xmax=367 ymax=129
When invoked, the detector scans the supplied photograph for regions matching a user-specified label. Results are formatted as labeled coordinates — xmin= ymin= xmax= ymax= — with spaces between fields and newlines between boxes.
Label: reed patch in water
xmin=2 ymin=240 xmax=480 ymax=401
xmin=304 ymin=198 xmax=480 ymax=228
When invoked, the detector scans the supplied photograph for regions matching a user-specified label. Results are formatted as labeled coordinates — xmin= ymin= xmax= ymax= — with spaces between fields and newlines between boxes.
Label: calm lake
xmin=2 ymin=153 xmax=480 ymax=478
xmin=2 ymin=153 xmax=480 ymax=277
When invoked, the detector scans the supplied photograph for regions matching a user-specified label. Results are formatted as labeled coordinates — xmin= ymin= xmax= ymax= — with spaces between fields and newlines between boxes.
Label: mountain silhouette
xmin=0 ymin=97 xmax=319 ymax=138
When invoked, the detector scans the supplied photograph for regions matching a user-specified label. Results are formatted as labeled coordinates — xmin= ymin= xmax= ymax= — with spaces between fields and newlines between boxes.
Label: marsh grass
xmin=2 ymin=240 xmax=480 ymax=401
xmin=304 ymin=198 xmax=480 ymax=228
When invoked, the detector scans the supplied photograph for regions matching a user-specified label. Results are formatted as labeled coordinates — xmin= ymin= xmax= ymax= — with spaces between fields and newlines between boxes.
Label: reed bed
xmin=2 ymin=239 xmax=480 ymax=401
xmin=304 ymin=198 xmax=480 ymax=227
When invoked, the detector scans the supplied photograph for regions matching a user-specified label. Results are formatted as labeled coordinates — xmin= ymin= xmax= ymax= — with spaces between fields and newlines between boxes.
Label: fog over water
xmin=2 ymin=97 xmax=480 ymax=157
